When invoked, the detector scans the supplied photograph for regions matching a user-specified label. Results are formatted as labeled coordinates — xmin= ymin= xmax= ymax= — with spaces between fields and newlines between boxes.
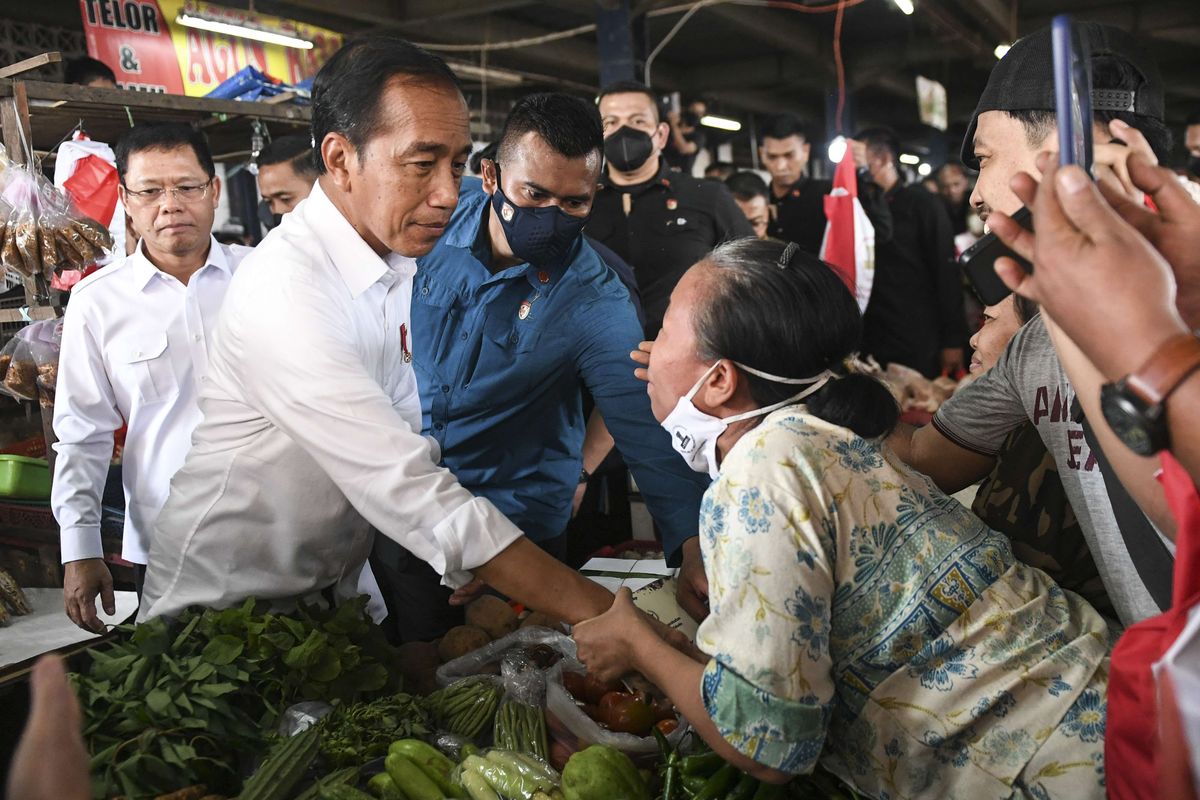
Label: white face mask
xmin=661 ymin=360 xmax=834 ymax=480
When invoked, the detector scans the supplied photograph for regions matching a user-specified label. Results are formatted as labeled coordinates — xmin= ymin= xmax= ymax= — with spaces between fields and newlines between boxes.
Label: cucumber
xmin=385 ymin=753 xmax=444 ymax=800
xmin=318 ymin=786 xmax=376 ymax=800
xmin=367 ymin=773 xmax=407 ymax=800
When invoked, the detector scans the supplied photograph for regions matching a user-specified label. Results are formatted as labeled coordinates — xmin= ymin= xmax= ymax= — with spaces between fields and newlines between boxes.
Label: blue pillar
xmin=596 ymin=0 xmax=636 ymax=88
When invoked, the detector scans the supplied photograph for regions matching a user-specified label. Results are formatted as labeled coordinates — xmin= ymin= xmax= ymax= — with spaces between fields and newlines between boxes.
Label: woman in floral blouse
xmin=574 ymin=238 xmax=1110 ymax=799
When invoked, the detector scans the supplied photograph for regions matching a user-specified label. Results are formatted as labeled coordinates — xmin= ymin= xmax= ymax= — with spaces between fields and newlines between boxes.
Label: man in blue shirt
xmin=371 ymin=93 xmax=708 ymax=641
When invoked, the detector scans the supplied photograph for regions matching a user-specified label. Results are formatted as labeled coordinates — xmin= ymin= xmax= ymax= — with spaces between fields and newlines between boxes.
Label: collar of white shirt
xmin=129 ymin=235 xmax=232 ymax=292
xmin=301 ymin=181 xmax=417 ymax=297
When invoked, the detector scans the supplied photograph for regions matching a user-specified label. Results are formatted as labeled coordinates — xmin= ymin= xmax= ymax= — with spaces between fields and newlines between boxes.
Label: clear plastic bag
xmin=1 ymin=337 xmax=38 ymax=401
xmin=494 ymin=650 xmax=550 ymax=760
xmin=436 ymin=626 xmax=574 ymax=688
xmin=277 ymin=700 xmax=334 ymax=736
xmin=0 ymin=113 xmax=113 ymax=282
xmin=453 ymin=748 xmax=560 ymax=800
xmin=0 ymin=319 xmax=62 ymax=404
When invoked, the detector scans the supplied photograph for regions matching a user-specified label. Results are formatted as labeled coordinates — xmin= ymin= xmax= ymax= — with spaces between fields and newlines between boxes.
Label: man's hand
xmin=631 ymin=340 xmax=653 ymax=383
xmin=849 ymin=139 xmax=868 ymax=170
xmin=1092 ymin=119 xmax=1158 ymax=203
xmin=675 ymin=537 xmax=709 ymax=624
xmin=989 ymin=153 xmax=1187 ymax=380
xmin=5 ymin=656 xmax=91 ymax=800
xmin=939 ymin=348 xmax=965 ymax=377
xmin=448 ymin=577 xmax=487 ymax=607
xmin=1094 ymin=150 xmax=1200 ymax=330
xmin=62 ymin=558 xmax=114 ymax=633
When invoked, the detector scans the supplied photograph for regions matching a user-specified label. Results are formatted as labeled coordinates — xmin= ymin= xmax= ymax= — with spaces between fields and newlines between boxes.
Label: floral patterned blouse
xmin=695 ymin=408 xmax=1111 ymax=800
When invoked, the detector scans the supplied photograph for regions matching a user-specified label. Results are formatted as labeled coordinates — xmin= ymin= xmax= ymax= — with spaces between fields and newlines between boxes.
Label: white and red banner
xmin=819 ymin=149 xmax=875 ymax=314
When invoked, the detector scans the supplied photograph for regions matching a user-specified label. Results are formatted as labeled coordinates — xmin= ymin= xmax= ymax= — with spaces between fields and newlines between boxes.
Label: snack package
xmin=0 ymin=116 xmax=113 ymax=282
xmin=1 ymin=337 xmax=37 ymax=401
xmin=0 ymin=318 xmax=63 ymax=403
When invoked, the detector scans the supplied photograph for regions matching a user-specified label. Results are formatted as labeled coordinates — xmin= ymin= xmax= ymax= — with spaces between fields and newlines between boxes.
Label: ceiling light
xmin=893 ymin=0 xmax=915 ymax=14
xmin=899 ymin=153 xmax=921 ymax=165
xmin=918 ymin=162 xmax=932 ymax=176
xmin=176 ymin=13 xmax=313 ymax=50
xmin=448 ymin=62 xmax=524 ymax=86
xmin=827 ymin=135 xmax=847 ymax=163
xmin=700 ymin=115 xmax=741 ymax=132
xmin=994 ymin=43 xmax=1012 ymax=59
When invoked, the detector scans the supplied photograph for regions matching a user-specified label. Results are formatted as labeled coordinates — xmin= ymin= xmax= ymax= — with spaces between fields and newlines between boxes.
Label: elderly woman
xmin=573 ymin=239 xmax=1109 ymax=799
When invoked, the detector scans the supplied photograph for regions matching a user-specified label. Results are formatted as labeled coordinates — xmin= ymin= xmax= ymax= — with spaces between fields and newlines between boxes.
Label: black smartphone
xmin=960 ymin=207 xmax=1034 ymax=306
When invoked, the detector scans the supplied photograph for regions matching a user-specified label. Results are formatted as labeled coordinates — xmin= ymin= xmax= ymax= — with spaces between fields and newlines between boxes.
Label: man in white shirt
xmin=139 ymin=35 xmax=614 ymax=626
xmin=56 ymin=123 xmax=252 ymax=631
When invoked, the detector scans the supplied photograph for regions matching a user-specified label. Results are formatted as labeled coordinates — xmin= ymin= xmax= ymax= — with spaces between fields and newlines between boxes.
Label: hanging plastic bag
xmin=0 ymin=107 xmax=114 ymax=282
xmin=54 ymin=132 xmax=126 ymax=258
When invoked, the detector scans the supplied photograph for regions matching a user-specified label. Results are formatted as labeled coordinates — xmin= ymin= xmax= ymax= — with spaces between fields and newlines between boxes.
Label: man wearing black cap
xmin=889 ymin=22 xmax=1176 ymax=634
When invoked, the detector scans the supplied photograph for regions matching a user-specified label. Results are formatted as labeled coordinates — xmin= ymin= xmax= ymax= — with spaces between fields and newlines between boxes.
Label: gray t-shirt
xmin=933 ymin=314 xmax=1164 ymax=626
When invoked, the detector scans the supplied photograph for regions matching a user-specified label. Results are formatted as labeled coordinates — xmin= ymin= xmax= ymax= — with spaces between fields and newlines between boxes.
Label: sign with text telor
xmin=79 ymin=0 xmax=343 ymax=96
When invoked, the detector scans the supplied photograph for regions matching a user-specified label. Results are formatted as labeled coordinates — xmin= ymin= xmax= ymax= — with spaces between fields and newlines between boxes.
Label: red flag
xmin=819 ymin=147 xmax=875 ymax=313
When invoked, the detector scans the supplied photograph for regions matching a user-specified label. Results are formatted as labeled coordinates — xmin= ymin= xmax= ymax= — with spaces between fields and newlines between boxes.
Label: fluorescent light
xmin=449 ymin=62 xmax=523 ymax=86
xmin=827 ymin=135 xmax=847 ymax=163
xmin=893 ymin=0 xmax=915 ymax=14
xmin=918 ymin=162 xmax=932 ymax=176
xmin=176 ymin=13 xmax=314 ymax=50
xmin=899 ymin=153 xmax=921 ymax=165
xmin=994 ymin=43 xmax=1011 ymax=59
xmin=700 ymin=115 xmax=741 ymax=132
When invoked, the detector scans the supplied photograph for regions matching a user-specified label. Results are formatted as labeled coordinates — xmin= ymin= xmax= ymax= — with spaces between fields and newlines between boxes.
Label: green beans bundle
xmin=494 ymin=700 xmax=549 ymax=761
xmin=424 ymin=677 xmax=504 ymax=739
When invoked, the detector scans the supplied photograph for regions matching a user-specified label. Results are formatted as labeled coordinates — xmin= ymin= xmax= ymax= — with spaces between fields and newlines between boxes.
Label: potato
xmin=465 ymin=595 xmax=519 ymax=640
xmin=397 ymin=640 xmax=441 ymax=695
xmin=437 ymin=625 xmax=491 ymax=663
xmin=520 ymin=611 xmax=566 ymax=631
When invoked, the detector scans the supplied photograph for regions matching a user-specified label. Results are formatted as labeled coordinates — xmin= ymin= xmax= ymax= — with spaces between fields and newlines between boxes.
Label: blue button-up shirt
xmin=412 ymin=178 xmax=707 ymax=560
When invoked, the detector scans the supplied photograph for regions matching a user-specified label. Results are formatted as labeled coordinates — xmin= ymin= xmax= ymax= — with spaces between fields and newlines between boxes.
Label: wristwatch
xmin=1099 ymin=332 xmax=1200 ymax=456
xmin=578 ymin=467 xmax=591 ymax=485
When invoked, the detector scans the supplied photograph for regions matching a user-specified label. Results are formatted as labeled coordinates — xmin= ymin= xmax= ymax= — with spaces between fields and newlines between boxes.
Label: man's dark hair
xmin=1185 ymin=111 xmax=1200 ymax=127
xmin=257 ymin=134 xmax=319 ymax=179
xmin=724 ymin=171 xmax=768 ymax=201
xmin=1005 ymin=56 xmax=1173 ymax=160
xmin=64 ymin=57 xmax=116 ymax=86
xmin=114 ymin=123 xmax=215 ymax=182
xmin=697 ymin=238 xmax=899 ymax=439
xmin=855 ymin=126 xmax=903 ymax=162
xmin=758 ymin=112 xmax=809 ymax=145
xmin=704 ymin=161 xmax=736 ymax=179
xmin=496 ymin=93 xmax=603 ymax=165
xmin=597 ymin=81 xmax=661 ymax=123
xmin=311 ymin=33 xmax=461 ymax=175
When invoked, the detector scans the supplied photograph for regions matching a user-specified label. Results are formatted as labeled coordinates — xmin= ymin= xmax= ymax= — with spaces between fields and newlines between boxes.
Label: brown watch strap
xmin=1125 ymin=333 xmax=1200 ymax=406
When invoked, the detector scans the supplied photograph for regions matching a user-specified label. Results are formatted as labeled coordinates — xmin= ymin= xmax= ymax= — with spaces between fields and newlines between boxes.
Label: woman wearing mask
xmin=574 ymin=239 xmax=1110 ymax=799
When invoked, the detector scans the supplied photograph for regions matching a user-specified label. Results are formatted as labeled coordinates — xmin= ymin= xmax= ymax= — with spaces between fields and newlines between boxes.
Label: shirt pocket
xmin=467 ymin=311 xmax=546 ymax=394
xmin=116 ymin=333 xmax=177 ymax=406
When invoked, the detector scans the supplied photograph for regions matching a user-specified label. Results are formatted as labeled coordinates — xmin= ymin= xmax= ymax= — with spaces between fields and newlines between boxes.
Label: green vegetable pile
xmin=71 ymin=596 xmax=402 ymax=799
xmin=318 ymin=693 xmax=431 ymax=767
xmin=423 ymin=677 xmax=504 ymax=740
xmin=493 ymin=700 xmax=548 ymax=761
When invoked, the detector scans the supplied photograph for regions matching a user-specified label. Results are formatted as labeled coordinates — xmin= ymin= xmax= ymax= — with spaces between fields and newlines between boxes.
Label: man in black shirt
xmin=856 ymin=127 xmax=967 ymax=378
xmin=760 ymin=112 xmax=892 ymax=254
xmin=936 ymin=161 xmax=973 ymax=236
xmin=587 ymin=81 xmax=754 ymax=338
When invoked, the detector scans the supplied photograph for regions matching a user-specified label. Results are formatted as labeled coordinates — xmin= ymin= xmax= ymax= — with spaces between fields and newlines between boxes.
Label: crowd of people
xmin=9 ymin=16 xmax=1200 ymax=800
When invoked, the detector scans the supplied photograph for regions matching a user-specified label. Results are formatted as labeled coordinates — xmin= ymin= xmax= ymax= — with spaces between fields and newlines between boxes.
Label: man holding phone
xmin=887 ymin=21 xmax=1177 ymax=628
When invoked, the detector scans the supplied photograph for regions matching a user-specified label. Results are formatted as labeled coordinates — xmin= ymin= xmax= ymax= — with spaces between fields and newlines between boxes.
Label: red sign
xmin=80 ymin=0 xmax=184 ymax=93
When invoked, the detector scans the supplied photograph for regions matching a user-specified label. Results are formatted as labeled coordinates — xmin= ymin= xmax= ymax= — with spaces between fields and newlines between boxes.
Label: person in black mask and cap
xmin=373 ymin=92 xmax=709 ymax=642
xmin=587 ymin=81 xmax=754 ymax=340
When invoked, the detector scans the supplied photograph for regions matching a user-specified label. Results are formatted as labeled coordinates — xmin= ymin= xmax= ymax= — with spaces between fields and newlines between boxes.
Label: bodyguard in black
xmin=857 ymin=128 xmax=967 ymax=378
xmin=759 ymin=112 xmax=893 ymax=255
xmin=587 ymin=82 xmax=754 ymax=339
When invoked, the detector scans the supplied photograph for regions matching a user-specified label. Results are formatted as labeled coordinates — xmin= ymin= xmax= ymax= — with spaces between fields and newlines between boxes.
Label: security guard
xmin=759 ymin=112 xmax=893 ymax=255
xmin=587 ymin=81 xmax=753 ymax=339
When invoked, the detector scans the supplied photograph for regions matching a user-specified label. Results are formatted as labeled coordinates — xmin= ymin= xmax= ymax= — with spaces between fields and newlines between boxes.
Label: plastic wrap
xmin=277 ymin=700 xmax=334 ymax=736
xmin=436 ymin=625 xmax=574 ymax=688
xmin=0 ymin=118 xmax=113 ymax=282
xmin=0 ymin=319 xmax=62 ymax=404
xmin=453 ymin=749 xmax=560 ymax=800
xmin=494 ymin=650 xmax=550 ymax=760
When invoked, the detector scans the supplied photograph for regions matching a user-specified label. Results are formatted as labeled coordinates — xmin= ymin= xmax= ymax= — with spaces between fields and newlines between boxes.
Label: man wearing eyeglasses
xmin=53 ymin=122 xmax=251 ymax=632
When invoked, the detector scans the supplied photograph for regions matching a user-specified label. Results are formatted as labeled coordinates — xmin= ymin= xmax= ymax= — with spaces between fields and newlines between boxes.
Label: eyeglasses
xmin=122 ymin=180 xmax=213 ymax=206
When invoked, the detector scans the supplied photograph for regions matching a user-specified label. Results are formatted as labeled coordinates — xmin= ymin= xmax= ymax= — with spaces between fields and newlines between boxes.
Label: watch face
xmin=1101 ymin=385 xmax=1156 ymax=456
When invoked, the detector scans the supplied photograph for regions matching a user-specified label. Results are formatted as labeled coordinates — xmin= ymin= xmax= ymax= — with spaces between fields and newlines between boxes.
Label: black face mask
xmin=491 ymin=166 xmax=588 ymax=267
xmin=257 ymin=199 xmax=282 ymax=231
xmin=604 ymin=126 xmax=655 ymax=173
xmin=1189 ymin=155 xmax=1200 ymax=179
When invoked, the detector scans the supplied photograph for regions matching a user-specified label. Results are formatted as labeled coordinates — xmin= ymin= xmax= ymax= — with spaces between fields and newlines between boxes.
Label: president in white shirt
xmin=140 ymin=35 xmax=613 ymax=627
xmin=55 ymin=123 xmax=251 ymax=631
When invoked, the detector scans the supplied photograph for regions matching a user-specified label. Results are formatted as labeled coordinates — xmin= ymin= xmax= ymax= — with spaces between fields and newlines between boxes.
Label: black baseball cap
xmin=961 ymin=21 xmax=1164 ymax=167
